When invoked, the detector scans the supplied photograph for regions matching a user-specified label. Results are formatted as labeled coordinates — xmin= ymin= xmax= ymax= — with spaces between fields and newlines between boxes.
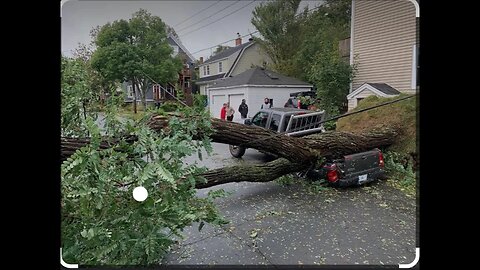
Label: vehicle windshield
xmin=251 ymin=112 xmax=269 ymax=128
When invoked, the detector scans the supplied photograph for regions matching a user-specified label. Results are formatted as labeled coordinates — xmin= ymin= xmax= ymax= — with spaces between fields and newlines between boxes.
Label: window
xmin=251 ymin=112 xmax=270 ymax=128
xmin=218 ymin=62 xmax=223 ymax=73
xmin=207 ymin=65 xmax=210 ymax=75
xmin=203 ymin=66 xmax=206 ymax=76
xmin=269 ymin=114 xmax=281 ymax=132
xmin=127 ymin=85 xmax=134 ymax=98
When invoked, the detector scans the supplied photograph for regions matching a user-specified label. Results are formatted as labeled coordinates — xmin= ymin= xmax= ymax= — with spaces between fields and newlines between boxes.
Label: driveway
xmin=164 ymin=143 xmax=417 ymax=266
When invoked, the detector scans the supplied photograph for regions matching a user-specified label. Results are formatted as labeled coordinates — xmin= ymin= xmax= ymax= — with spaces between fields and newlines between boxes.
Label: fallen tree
xmin=61 ymin=114 xmax=398 ymax=189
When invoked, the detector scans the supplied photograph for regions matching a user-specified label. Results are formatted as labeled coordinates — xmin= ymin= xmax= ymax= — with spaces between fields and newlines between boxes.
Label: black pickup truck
xmin=229 ymin=108 xmax=385 ymax=187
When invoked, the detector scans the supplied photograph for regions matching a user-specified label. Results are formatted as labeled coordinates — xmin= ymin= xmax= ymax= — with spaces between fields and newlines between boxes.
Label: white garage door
xmin=210 ymin=94 xmax=227 ymax=118
xmin=228 ymin=94 xmax=244 ymax=122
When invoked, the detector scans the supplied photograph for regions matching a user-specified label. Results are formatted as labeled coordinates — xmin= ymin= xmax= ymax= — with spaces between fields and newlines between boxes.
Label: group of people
xmin=220 ymin=99 xmax=249 ymax=121
xmin=220 ymin=97 xmax=273 ymax=121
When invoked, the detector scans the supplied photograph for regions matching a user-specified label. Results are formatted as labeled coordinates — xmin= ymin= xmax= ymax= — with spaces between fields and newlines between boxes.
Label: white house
xmin=346 ymin=83 xmax=401 ymax=108
xmin=347 ymin=0 xmax=419 ymax=110
xmin=208 ymin=67 xmax=313 ymax=120
xmin=195 ymin=33 xmax=271 ymax=101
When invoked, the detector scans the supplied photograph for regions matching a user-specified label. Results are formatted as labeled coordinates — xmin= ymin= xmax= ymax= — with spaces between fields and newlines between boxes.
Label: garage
xmin=208 ymin=67 xmax=313 ymax=120
xmin=210 ymin=94 xmax=227 ymax=119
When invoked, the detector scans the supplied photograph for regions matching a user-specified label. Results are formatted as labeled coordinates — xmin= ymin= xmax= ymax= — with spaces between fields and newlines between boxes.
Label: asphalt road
xmin=164 ymin=143 xmax=417 ymax=266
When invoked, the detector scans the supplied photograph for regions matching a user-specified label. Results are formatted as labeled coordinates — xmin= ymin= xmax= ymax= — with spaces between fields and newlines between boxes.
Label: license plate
xmin=358 ymin=174 xmax=368 ymax=184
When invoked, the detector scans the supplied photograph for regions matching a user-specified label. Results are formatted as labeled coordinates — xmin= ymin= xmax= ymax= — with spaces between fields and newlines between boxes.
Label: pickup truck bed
xmin=306 ymin=148 xmax=386 ymax=187
xmin=229 ymin=107 xmax=385 ymax=187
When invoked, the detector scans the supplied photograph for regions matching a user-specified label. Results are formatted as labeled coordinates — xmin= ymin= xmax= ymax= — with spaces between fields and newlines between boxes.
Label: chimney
xmin=235 ymin=32 xmax=242 ymax=46
xmin=199 ymin=57 xmax=203 ymax=64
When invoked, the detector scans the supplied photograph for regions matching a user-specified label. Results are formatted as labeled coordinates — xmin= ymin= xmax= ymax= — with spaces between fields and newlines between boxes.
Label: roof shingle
xmin=202 ymin=41 xmax=253 ymax=64
xmin=367 ymin=83 xmax=401 ymax=95
xmin=210 ymin=67 xmax=312 ymax=88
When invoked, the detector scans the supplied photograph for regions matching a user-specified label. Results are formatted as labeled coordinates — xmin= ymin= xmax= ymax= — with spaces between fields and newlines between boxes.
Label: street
xmin=164 ymin=143 xmax=417 ymax=265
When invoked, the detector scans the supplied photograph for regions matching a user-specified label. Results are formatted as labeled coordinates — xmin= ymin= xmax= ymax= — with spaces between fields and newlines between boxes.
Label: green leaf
xmin=87 ymin=228 xmax=95 ymax=239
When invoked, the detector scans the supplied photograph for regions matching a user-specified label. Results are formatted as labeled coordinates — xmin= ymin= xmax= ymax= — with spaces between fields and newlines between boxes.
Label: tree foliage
xmin=252 ymin=0 xmax=354 ymax=116
xmin=62 ymin=17 xmax=226 ymax=263
xmin=61 ymin=56 xmax=98 ymax=137
xmin=213 ymin=45 xmax=231 ymax=56
xmin=91 ymin=9 xmax=182 ymax=109
xmin=251 ymin=0 xmax=307 ymax=78
xmin=72 ymin=31 xmax=119 ymax=110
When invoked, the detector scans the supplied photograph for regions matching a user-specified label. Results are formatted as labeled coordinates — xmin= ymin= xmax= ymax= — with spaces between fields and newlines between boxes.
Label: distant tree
xmin=91 ymin=9 xmax=182 ymax=112
xmin=213 ymin=45 xmax=231 ymax=56
xmin=251 ymin=0 xmax=307 ymax=77
xmin=72 ymin=27 xmax=118 ymax=108
xmin=252 ymin=0 xmax=353 ymax=116
xmin=166 ymin=25 xmax=179 ymax=38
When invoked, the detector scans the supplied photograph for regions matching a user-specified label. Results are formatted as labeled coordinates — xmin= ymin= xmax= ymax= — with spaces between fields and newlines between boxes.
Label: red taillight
xmin=324 ymin=164 xmax=338 ymax=183
xmin=379 ymin=151 xmax=385 ymax=167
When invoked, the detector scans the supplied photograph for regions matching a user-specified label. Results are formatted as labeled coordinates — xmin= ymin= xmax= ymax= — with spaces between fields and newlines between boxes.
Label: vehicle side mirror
xmin=244 ymin=119 xmax=252 ymax=125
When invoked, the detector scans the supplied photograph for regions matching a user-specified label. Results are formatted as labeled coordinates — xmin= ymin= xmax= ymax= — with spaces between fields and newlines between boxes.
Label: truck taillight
xmin=327 ymin=170 xmax=338 ymax=183
xmin=379 ymin=151 xmax=385 ymax=167
xmin=324 ymin=164 xmax=338 ymax=183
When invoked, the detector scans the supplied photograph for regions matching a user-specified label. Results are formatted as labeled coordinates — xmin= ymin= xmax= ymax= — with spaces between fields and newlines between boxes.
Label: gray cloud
xmin=61 ymin=0 xmax=320 ymax=60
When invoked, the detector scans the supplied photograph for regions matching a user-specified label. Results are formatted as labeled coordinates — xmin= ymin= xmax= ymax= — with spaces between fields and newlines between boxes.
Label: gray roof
xmin=167 ymin=34 xmax=195 ymax=63
xmin=210 ymin=67 xmax=312 ymax=88
xmin=367 ymin=83 xmax=401 ymax=95
xmin=202 ymin=41 xmax=253 ymax=64
xmin=195 ymin=73 xmax=225 ymax=84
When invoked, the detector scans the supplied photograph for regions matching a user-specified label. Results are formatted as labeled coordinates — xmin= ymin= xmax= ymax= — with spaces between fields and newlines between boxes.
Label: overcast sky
xmin=61 ymin=0 xmax=323 ymax=61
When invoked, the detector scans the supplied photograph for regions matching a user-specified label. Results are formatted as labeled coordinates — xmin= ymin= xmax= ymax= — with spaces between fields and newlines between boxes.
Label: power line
xmin=179 ymin=0 xmax=257 ymax=38
xmin=236 ymin=94 xmax=418 ymax=148
xmin=174 ymin=1 xmax=221 ymax=27
xmin=191 ymin=31 xmax=260 ymax=55
xmin=176 ymin=0 xmax=241 ymax=33
xmin=139 ymin=70 xmax=188 ymax=107
xmin=188 ymin=3 xmax=324 ymax=56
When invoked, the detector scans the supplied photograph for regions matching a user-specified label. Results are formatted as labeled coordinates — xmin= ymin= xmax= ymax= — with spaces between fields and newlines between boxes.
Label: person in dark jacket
xmin=238 ymin=99 xmax=249 ymax=119
xmin=284 ymin=98 xmax=295 ymax=108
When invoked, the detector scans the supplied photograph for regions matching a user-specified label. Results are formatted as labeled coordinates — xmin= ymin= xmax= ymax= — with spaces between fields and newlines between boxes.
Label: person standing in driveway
xmin=238 ymin=99 xmax=249 ymax=119
xmin=261 ymin=97 xmax=272 ymax=109
xmin=226 ymin=102 xmax=235 ymax=121
xmin=220 ymin=103 xmax=227 ymax=120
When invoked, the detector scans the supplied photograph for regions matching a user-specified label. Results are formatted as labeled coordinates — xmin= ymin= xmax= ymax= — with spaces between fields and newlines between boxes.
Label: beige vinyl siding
xmin=348 ymin=99 xmax=356 ymax=110
xmin=198 ymin=51 xmax=239 ymax=79
xmin=352 ymin=0 xmax=416 ymax=93
xmin=230 ymin=44 xmax=272 ymax=76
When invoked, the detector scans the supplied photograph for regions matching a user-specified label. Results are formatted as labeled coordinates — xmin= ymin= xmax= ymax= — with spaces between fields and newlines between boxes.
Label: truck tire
xmin=229 ymin=145 xmax=246 ymax=158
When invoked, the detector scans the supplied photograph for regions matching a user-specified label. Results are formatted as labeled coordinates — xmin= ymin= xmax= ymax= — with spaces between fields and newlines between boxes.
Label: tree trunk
xmin=61 ymin=115 xmax=397 ymax=163
xmin=60 ymin=115 xmax=398 ymax=188
xmin=197 ymin=158 xmax=307 ymax=189
xmin=132 ymin=78 xmax=137 ymax=114
xmin=137 ymin=80 xmax=147 ymax=111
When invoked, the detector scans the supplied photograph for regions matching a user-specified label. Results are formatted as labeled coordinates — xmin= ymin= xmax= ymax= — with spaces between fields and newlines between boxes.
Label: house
xmin=347 ymin=0 xmax=419 ymax=110
xmin=207 ymin=67 xmax=313 ymax=120
xmin=123 ymin=33 xmax=196 ymax=105
xmin=195 ymin=33 xmax=272 ymax=104
xmin=167 ymin=33 xmax=196 ymax=105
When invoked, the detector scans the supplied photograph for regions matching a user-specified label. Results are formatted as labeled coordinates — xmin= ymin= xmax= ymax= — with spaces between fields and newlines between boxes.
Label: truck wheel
xmin=229 ymin=145 xmax=246 ymax=158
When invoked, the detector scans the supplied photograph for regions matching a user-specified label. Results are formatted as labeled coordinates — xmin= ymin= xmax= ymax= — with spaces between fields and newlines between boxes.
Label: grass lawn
xmin=336 ymin=94 xmax=418 ymax=196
